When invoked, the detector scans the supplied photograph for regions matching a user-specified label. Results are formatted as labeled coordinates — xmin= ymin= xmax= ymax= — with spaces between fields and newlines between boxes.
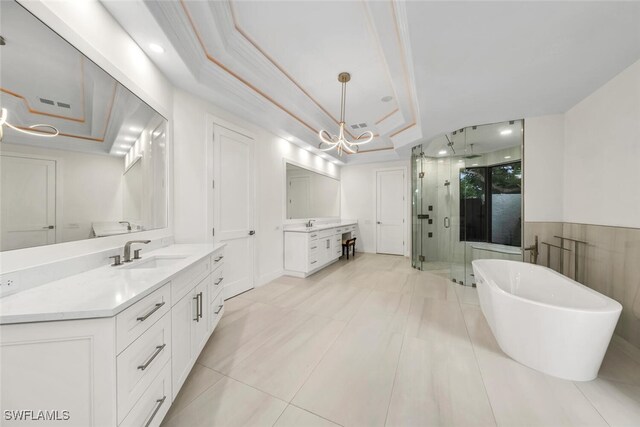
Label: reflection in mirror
xmin=0 ymin=1 xmax=168 ymax=251
xmin=411 ymin=120 xmax=523 ymax=286
xmin=286 ymin=163 xmax=340 ymax=219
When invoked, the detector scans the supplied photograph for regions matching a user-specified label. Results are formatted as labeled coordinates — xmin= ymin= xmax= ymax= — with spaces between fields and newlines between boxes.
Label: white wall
xmin=341 ymin=160 xmax=411 ymax=255
xmin=1 ymin=0 xmax=174 ymax=273
xmin=172 ymin=89 xmax=340 ymax=285
xmin=563 ymin=59 xmax=640 ymax=229
xmin=524 ymin=115 xmax=565 ymax=222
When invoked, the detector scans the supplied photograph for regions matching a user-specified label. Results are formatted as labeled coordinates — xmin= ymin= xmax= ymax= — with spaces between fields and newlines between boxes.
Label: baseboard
xmin=612 ymin=334 xmax=640 ymax=365
xmin=257 ymin=269 xmax=283 ymax=287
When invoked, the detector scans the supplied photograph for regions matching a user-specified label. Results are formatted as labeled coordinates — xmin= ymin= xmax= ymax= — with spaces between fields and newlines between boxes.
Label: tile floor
xmin=162 ymin=254 xmax=640 ymax=427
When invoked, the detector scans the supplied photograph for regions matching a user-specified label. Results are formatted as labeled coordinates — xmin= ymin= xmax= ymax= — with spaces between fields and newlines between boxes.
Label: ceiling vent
xmin=350 ymin=123 xmax=369 ymax=129
xmin=57 ymin=102 xmax=71 ymax=109
xmin=38 ymin=98 xmax=71 ymax=109
xmin=39 ymin=98 xmax=54 ymax=105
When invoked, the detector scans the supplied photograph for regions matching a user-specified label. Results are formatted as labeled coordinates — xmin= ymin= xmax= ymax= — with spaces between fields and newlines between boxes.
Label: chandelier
xmin=318 ymin=72 xmax=373 ymax=156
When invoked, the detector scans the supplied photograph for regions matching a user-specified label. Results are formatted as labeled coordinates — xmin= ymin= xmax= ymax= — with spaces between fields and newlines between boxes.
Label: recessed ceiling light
xmin=117 ymin=144 xmax=131 ymax=149
xmin=504 ymin=155 xmax=512 ymax=159
xmin=129 ymin=126 xmax=142 ymax=132
xmin=114 ymin=151 xmax=127 ymax=156
xmin=381 ymin=96 xmax=393 ymax=103
xmin=438 ymin=150 xmax=447 ymax=155
xmin=472 ymin=163 xmax=479 ymax=166
xmin=457 ymin=159 xmax=464 ymax=163
xmin=500 ymin=129 xmax=513 ymax=136
xmin=149 ymin=43 xmax=164 ymax=53
xmin=123 ymin=136 xmax=136 ymax=142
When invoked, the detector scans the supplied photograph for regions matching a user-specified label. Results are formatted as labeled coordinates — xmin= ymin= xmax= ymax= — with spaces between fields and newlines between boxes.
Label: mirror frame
xmin=282 ymin=159 xmax=341 ymax=224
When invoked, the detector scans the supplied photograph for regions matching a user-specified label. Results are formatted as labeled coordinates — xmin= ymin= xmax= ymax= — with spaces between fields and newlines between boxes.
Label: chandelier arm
xmin=319 ymin=143 xmax=339 ymax=152
xmin=341 ymin=143 xmax=357 ymax=154
xmin=348 ymin=131 xmax=374 ymax=145
xmin=4 ymin=121 xmax=59 ymax=138
xmin=318 ymin=129 xmax=338 ymax=145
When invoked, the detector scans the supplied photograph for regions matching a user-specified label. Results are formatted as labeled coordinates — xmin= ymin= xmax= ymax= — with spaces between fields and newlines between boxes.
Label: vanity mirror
xmin=285 ymin=163 xmax=340 ymax=220
xmin=0 ymin=1 xmax=168 ymax=251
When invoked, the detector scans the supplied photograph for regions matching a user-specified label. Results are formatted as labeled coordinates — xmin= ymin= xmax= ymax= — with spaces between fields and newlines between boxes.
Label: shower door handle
xmin=444 ymin=217 xmax=450 ymax=228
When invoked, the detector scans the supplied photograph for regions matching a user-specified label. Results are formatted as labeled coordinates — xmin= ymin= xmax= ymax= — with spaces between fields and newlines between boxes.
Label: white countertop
xmin=0 ymin=244 xmax=224 ymax=325
xmin=284 ymin=220 xmax=357 ymax=233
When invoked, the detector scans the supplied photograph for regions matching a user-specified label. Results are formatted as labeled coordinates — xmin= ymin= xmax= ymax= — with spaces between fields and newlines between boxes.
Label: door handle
xmin=444 ymin=217 xmax=450 ymax=228
xmin=42 ymin=225 xmax=55 ymax=229
xmin=249 ymin=230 xmax=255 ymax=236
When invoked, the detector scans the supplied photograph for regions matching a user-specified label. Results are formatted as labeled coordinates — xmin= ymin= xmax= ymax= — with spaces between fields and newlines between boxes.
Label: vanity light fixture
xmin=0 ymin=107 xmax=59 ymax=142
xmin=318 ymin=72 xmax=373 ymax=156
xmin=500 ymin=129 xmax=513 ymax=136
xmin=149 ymin=43 xmax=164 ymax=53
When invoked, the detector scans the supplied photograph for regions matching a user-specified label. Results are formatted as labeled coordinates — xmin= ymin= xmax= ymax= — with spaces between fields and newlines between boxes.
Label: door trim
xmin=206 ymin=115 xmax=257 ymax=297
xmin=1 ymin=151 xmax=63 ymax=244
xmin=373 ymin=166 xmax=408 ymax=256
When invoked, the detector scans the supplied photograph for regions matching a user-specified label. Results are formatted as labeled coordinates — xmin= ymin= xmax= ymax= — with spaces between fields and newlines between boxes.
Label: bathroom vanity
xmin=0 ymin=244 xmax=225 ymax=427
xmin=284 ymin=221 xmax=357 ymax=277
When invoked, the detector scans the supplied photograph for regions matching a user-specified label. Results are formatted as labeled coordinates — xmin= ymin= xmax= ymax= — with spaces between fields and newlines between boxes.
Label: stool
xmin=342 ymin=237 xmax=356 ymax=259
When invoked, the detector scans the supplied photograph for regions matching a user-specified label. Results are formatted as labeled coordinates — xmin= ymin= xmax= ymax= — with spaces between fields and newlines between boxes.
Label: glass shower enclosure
xmin=411 ymin=120 xmax=524 ymax=285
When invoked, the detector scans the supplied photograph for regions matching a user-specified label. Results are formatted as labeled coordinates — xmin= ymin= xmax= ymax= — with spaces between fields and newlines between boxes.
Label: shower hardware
xmin=553 ymin=236 xmax=588 ymax=282
xmin=524 ymin=235 xmax=539 ymax=264
xmin=444 ymin=180 xmax=450 ymax=186
xmin=444 ymin=134 xmax=456 ymax=154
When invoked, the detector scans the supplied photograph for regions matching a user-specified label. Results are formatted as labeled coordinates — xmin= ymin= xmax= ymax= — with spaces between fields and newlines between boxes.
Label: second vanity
xmin=0 ymin=243 xmax=225 ymax=427
xmin=284 ymin=221 xmax=358 ymax=277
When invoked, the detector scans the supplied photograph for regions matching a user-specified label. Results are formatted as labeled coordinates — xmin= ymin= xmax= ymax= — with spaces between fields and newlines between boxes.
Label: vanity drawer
xmin=171 ymin=257 xmax=211 ymax=303
xmin=309 ymin=240 xmax=320 ymax=251
xmin=211 ymin=248 xmax=225 ymax=271
xmin=116 ymin=284 xmax=171 ymax=353
xmin=119 ymin=359 xmax=171 ymax=427
xmin=117 ymin=311 xmax=171 ymax=423
xmin=208 ymin=289 xmax=225 ymax=332
xmin=318 ymin=229 xmax=335 ymax=239
xmin=309 ymin=232 xmax=319 ymax=241
xmin=209 ymin=265 xmax=224 ymax=296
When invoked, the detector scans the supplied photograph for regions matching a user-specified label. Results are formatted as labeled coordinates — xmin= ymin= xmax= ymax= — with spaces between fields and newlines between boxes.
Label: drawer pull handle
xmin=193 ymin=293 xmax=201 ymax=322
xmin=215 ymin=277 xmax=224 ymax=285
xmin=214 ymin=304 xmax=224 ymax=315
xmin=136 ymin=302 xmax=165 ymax=322
xmin=311 ymin=234 xmax=317 ymax=238
xmin=144 ymin=396 xmax=167 ymax=427
xmin=311 ymin=260 xmax=317 ymax=264
xmin=198 ymin=292 xmax=203 ymax=320
xmin=214 ymin=256 xmax=224 ymax=262
xmin=311 ymin=246 xmax=317 ymax=249
xmin=138 ymin=344 xmax=167 ymax=371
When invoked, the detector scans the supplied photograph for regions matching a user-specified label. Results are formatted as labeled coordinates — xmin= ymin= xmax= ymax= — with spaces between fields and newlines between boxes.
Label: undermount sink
xmin=123 ymin=256 xmax=187 ymax=269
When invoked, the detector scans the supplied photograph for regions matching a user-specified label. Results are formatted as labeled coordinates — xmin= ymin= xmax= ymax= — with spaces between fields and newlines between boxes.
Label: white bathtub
xmin=472 ymin=259 xmax=622 ymax=381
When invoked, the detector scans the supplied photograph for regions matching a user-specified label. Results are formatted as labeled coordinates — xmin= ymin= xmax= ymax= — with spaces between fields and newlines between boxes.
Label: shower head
xmin=444 ymin=134 xmax=456 ymax=154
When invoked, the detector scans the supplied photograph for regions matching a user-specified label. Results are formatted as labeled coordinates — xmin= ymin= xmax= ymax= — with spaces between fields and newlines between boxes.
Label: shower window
xmin=460 ymin=161 xmax=521 ymax=247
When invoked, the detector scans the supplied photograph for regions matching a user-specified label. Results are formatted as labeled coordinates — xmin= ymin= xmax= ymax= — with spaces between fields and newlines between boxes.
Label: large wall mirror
xmin=0 ymin=1 xmax=168 ymax=251
xmin=286 ymin=163 xmax=340 ymax=219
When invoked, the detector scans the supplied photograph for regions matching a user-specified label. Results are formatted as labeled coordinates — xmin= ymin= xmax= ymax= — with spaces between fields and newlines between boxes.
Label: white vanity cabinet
xmin=284 ymin=222 xmax=357 ymax=277
xmin=0 ymin=244 xmax=225 ymax=427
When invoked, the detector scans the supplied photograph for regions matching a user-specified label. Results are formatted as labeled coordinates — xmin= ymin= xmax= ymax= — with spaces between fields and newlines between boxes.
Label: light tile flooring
xmin=162 ymin=254 xmax=640 ymax=427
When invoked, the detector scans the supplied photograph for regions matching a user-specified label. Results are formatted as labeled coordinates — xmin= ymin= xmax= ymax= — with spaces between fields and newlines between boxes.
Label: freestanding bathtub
xmin=472 ymin=259 xmax=622 ymax=381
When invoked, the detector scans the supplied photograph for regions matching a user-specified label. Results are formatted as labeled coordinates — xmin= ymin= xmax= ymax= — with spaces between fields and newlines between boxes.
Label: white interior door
xmin=288 ymin=176 xmax=310 ymax=219
xmin=213 ymin=124 xmax=255 ymax=298
xmin=1 ymin=155 xmax=56 ymax=251
xmin=376 ymin=169 xmax=405 ymax=255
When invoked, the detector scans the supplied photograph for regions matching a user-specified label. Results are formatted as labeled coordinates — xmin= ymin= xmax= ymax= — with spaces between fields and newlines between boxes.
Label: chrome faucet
xmin=305 ymin=219 xmax=316 ymax=228
xmin=524 ymin=235 xmax=539 ymax=264
xmin=123 ymin=240 xmax=150 ymax=263
xmin=119 ymin=221 xmax=132 ymax=231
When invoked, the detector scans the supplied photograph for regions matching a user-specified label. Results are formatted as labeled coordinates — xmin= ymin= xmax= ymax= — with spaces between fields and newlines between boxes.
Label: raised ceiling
xmin=103 ymin=0 xmax=640 ymax=164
